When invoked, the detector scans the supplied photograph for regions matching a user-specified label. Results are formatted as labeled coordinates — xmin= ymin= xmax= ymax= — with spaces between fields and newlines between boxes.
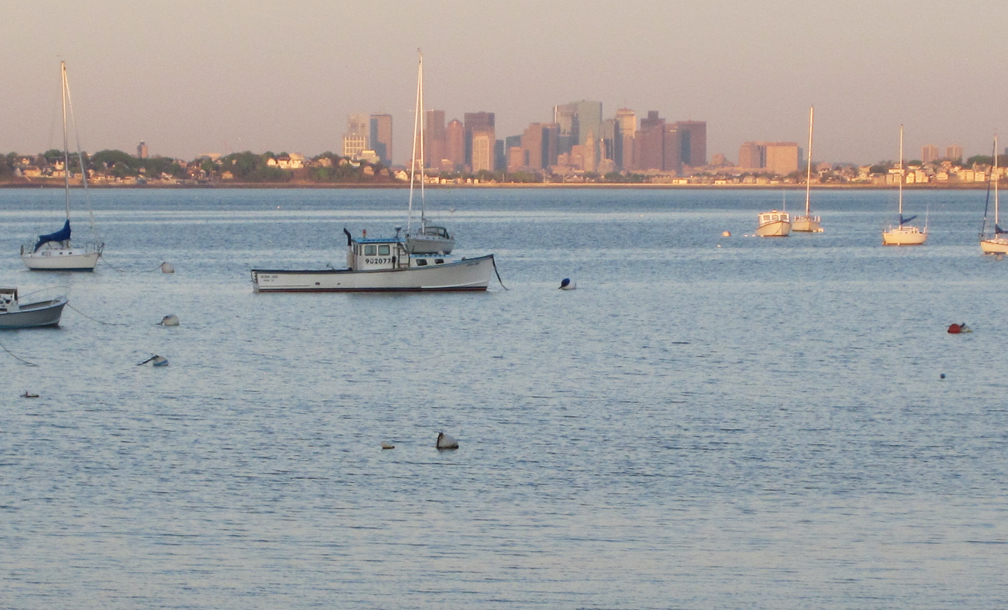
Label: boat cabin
xmin=758 ymin=210 xmax=790 ymax=226
xmin=344 ymin=230 xmax=448 ymax=271
xmin=417 ymin=225 xmax=450 ymax=239
xmin=0 ymin=288 xmax=19 ymax=312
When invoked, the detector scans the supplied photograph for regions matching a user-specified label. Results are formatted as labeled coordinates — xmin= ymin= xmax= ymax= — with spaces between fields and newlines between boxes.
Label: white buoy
xmin=381 ymin=441 xmax=395 ymax=450
xmin=160 ymin=262 xmax=175 ymax=274
xmin=436 ymin=432 xmax=459 ymax=450
xmin=159 ymin=314 xmax=179 ymax=326
xmin=559 ymin=278 xmax=576 ymax=290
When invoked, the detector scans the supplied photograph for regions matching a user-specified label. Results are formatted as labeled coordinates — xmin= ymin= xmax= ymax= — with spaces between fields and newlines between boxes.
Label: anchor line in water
xmin=0 ymin=338 xmax=38 ymax=366
xmin=491 ymin=255 xmax=509 ymax=290
xmin=65 ymin=303 xmax=128 ymax=326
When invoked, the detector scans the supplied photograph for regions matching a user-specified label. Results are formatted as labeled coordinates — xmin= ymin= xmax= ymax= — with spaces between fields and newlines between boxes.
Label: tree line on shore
xmin=3 ymin=148 xmax=1007 ymax=186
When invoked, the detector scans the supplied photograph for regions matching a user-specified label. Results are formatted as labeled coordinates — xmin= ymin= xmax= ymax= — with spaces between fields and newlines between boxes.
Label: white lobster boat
xmin=755 ymin=210 xmax=791 ymax=237
xmin=251 ymin=229 xmax=496 ymax=293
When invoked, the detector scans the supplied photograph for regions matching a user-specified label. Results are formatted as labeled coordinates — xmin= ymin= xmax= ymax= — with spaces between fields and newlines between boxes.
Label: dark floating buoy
xmin=436 ymin=432 xmax=459 ymax=450
xmin=947 ymin=323 xmax=971 ymax=334
xmin=940 ymin=373 xmax=946 ymax=379
xmin=559 ymin=278 xmax=576 ymax=290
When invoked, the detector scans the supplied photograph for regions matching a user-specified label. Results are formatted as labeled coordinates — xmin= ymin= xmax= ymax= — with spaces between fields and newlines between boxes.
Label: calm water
xmin=1 ymin=187 xmax=1006 ymax=609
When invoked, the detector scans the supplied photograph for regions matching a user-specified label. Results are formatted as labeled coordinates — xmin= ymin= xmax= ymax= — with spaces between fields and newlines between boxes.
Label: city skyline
xmin=2 ymin=1 xmax=1006 ymax=165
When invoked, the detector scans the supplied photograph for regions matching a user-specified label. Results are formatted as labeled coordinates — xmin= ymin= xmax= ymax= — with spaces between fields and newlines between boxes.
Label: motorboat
xmin=0 ymin=288 xmax=67 ymax=329
xmin=250 ymin=229 xmax=496 ymax=293
xmin=755 ymin=210 xmax=791 ymax=237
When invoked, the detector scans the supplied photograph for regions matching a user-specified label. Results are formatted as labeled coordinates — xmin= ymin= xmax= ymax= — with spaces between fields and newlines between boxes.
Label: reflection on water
xmin=1 ymin=188 xmax=1006 ymax=609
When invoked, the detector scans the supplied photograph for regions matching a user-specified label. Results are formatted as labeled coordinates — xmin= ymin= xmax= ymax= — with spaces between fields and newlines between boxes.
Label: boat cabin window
xmin=416 ymin=259 xmax=427 ymax=266
xmin=364 ymin=245 xmax=377 ymax=256
xmin=378 ymin=245 xmax=390 ymax=256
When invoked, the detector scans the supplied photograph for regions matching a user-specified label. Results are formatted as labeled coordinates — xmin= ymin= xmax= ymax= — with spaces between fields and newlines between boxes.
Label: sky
xmin=2 ymin=0 xmax=1006 ymax=166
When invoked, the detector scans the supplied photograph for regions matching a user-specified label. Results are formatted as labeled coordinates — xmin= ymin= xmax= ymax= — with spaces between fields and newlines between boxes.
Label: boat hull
xmin=882 ymin=226 xmax=927 ymax=246
xmin=22 ymin=248 xmax=100 ymax=271
xmin=755 ymin=221 xmax=791 ymax=237
xmin=980 ymin=237 xmax=1008 ymax=254
xmin=0 ymin=297 xmax=67 ymax=329
xmin=791 ymin=215 xmax=823 ymax=233
xmin=251 ymin=254 xmax=495 ymax=293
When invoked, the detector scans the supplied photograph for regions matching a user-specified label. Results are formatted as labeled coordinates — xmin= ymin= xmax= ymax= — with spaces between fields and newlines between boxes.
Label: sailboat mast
xmin=61 ymin=61 xmax=70 ymax=221
xmin=804 ymin=106 xmax=813 ymax=216
xmin=898 ymin=124 xmax=904 ymax=224
xmin=418 ymin=50 xmax=426 ymax=231
xmin=407 ymin=51 xmax=423 ymax=236
xmin=996 ymin=134 xmax=1000 ymax=229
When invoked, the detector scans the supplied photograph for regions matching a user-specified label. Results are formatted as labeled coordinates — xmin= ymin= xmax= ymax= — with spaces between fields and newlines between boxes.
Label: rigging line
xmin=65 ymin=303 xmax=128 ymax=326
xmin=97 ymin=255 xmax=126 ymax=272
xmin=491 ymin=255 xmax=509 ymax=290
xmin=0 ymin=338 xmax=38 ymax=366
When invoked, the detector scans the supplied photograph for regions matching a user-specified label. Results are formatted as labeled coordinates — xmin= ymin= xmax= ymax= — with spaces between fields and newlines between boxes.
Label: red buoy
xmin=947 ymin=324 xmax=962 ymax=334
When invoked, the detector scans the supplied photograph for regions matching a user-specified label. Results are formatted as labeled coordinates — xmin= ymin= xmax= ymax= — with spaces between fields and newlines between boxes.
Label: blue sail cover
xmin=34 ymin=220 xmax=71 ymax=252
xmin=899 ymin=214 xmax=917 ymax=225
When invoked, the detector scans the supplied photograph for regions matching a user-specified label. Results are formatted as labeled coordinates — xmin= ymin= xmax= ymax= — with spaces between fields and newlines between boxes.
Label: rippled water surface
xmin=1 ymin=187 xmax=1006 ymax=609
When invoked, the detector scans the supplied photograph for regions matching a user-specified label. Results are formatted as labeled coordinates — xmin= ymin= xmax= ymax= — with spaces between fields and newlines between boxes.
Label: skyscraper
xmin=343 ymin=114 xmax=369 ymax=159
xmin=137 ymin=141 xmax=148 ymax=159
xmin=554 ymin=103 xmax=578 ymax=155
xmin=464 ymin=112 xmax=495 ymax=172
xmin=946 ymin=144 xmax=963 ymax=162
xmin=424 ymin=110 xmax=446 ymax=169
xmin=739 ymin=142 xmax=800 ymax=175
xmin=635 ymin=111 xmax=666 ymax=171
xmin=921 ymin=144 xmax=939 ymax=164
xmin=672 ymin=121 xmax=707 ymax=168
xmin=369 ymin=114 xmax=393 ymax=166
xmin=615 ymin=108 xmax=637 ymax=170
xmin=521 ymin=122 xmax=560 ymax=171
xmin=446 ymin=119 xmax=465 ymax=170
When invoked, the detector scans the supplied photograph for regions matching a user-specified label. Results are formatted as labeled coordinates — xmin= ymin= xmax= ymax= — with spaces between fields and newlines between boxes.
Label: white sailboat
xmin=792 ymin=106 xmax=823 ymax=233
xmin=404 ymin=50 xmax=454 ymax=255
xmin=979 ymin=135 xmax=1008 ymax=254
xmin=882 ymin=125 xmax=926 ymax=246
xmin=21 ymin=61 xmax=103 ymax=271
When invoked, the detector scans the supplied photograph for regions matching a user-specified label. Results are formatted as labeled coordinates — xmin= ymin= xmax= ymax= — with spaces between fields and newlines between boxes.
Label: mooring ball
xmin=436 ymin=432 xmax=459 ymax=450
xmin=940 ymin=373 xmax=946 ymax=379
xmin=160 ymin=314 xmax=179 ymax=326
xmin=160 ymin=262 xmax=175 ymax=274
xmin=560 ymin=278 xmax=570 ymax=289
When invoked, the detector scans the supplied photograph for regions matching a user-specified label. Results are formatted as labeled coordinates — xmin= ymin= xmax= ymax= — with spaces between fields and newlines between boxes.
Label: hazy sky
xmin=2 ymin=0 xmax=1006 ymax=165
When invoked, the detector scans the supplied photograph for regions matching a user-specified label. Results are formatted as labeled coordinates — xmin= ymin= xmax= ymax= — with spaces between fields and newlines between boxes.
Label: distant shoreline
xmin=0 ymin=180 xmax=992 ymax=190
